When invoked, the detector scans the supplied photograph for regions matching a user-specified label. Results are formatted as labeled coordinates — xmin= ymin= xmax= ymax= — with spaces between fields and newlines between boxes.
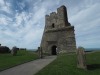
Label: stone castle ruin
xmin=40 ymin=5 xmax=76 ymax=55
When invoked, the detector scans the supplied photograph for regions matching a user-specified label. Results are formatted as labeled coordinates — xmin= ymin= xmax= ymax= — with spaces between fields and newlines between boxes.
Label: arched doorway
xmin=51 ymin=45 xmax=57 ymax=55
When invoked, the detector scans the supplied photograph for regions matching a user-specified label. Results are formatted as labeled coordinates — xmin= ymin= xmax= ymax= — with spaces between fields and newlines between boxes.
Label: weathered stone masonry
xmin=40 ymin=5 xmax=76 ymax=55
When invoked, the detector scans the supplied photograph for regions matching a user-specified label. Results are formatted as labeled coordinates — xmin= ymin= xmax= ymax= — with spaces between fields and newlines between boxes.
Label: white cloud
xmin=0 ymin=0 xmax=5 ymax=6
xmin=68 ymin=2 xmax=100 ymax=48
xmin=69 ymin=3 xmax=100 ymax=24
xmin=0 ymin=17 xmax=8 ymax=25
xmin=0 ymin=0 xmax=100 ymax=49
xmin=0 ymin=15 xmax=12 ymax=25
xmin=0 ymin=0 xmax=12 ymax=13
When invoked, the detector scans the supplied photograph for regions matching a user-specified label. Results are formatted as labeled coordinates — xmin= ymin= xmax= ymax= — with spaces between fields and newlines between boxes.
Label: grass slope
xmin=35 ymin=52 xmax=100 ymax=75
xmin=0 ymin=50 xmax=38 ymax=71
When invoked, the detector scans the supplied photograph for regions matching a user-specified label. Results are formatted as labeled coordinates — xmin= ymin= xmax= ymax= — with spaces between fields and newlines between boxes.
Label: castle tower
xmin=40 ymin=5 xmax=76 ymax=55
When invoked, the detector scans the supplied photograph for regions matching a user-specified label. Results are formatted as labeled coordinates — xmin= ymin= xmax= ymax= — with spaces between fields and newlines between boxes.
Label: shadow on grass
xmin=87 ymin=64 xmax=100 ymax=70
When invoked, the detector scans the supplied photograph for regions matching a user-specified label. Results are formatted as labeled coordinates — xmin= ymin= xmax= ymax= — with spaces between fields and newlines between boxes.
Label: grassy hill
xmin=35 ymin=51 xmax=100 ymax=75
xmin=0 ymin=50 xmax=38 ymax=71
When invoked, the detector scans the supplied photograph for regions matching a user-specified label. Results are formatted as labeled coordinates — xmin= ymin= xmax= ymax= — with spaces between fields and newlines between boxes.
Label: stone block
xmin=11 ymin=46 xmax=18 ymax=56
xmin=77 ymin=47 xmax=87 ymax=69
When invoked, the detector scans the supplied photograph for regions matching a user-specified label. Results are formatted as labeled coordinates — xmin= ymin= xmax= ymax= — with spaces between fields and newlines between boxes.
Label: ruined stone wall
xmin=40 ymin=5 xmax=76 ymax=55
xmin=45 ymin=6 xmax=70 ymax=30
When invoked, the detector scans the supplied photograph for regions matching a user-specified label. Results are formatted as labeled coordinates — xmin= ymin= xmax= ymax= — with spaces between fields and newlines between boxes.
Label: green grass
xmin=35 ymin=52 xmax=100 ymax=75
xmin=0 ymin=50 xmax=38 ymax=71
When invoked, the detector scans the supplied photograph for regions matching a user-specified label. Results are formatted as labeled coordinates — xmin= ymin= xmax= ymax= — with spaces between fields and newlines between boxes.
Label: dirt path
xmin=0 ymin=56 xmax=57 ymax=75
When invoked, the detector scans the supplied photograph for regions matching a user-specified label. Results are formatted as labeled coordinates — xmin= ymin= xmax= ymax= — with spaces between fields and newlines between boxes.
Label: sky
xmin=0 ymin=0 xmax=100 ymax=49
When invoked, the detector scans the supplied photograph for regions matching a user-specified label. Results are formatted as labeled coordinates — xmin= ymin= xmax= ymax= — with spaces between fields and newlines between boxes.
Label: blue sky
xmin=0 ymin=0 xmax=100 ymax=49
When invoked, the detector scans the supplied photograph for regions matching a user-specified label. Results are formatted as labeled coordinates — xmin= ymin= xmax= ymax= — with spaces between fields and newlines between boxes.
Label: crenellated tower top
xmin=45 ymin=5 xmax=71 ymax=30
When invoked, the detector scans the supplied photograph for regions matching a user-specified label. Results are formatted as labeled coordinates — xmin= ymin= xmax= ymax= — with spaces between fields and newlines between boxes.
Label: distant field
xmin=0 ymin=50 xmax=38 ymax=71
xmin=35 ymin=52 xmax=100 ymax=75
xmin=85 ymin=48 xmax=100 ymax=51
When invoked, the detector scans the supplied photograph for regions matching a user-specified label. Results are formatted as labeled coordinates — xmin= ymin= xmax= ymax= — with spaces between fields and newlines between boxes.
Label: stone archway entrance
xmin=51 ymin=45 xmax=57 ymax=55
